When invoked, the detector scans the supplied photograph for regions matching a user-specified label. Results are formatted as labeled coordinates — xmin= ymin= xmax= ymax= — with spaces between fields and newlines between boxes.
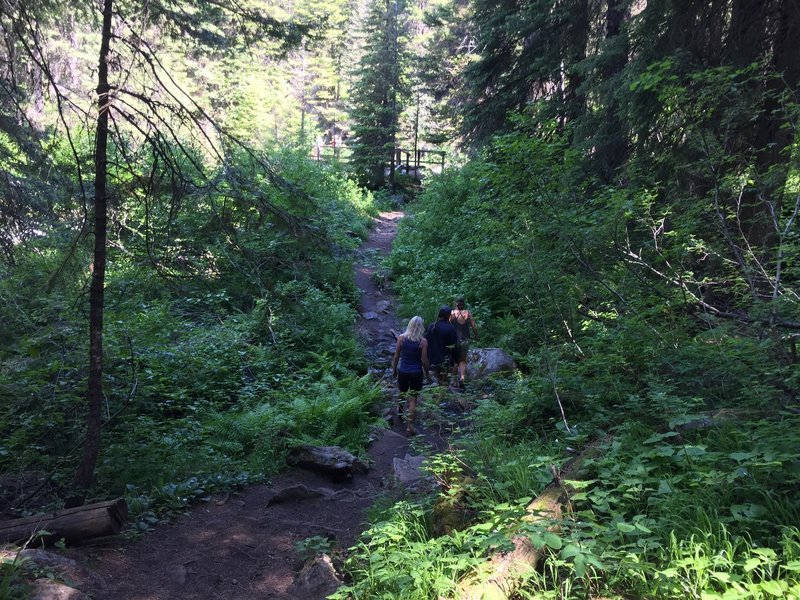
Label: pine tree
xmin=348 ymin=0 xmax=410 ymax=189
xmin=417 ymin=0 xmax=474 ymax=145
xmin=460 ymin=0 xmax=592 ymax=145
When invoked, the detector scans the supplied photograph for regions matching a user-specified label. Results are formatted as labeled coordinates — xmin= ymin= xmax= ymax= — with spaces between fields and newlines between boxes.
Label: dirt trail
xmin=354 ymin=211 xmax=405 ymax=367
xmin=66 ymin=210 xmax=436 ymax=599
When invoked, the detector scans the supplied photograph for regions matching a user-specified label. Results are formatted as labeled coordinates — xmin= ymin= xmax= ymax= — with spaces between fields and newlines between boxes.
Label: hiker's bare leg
xmin=406 ymin=394 xmax=417 ymax=433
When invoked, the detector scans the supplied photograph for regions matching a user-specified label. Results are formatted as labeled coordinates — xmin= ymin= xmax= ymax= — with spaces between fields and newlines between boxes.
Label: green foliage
xmin=333 ymin=501 xmax=480 ymax=599
xmin=125 ymin=471 xmax=259 ymax=531
xmin=294 ymin=535 xmax=335 ymax=560
xmin=377 ymin=82 xmax=800 ymax=596
xmin=338 ymin=405 xmax=800 ymax=599
xmin=528 ymin=416 xmax=800 ymax=598
xmin=0 ymin=533 xmax=68 ymax=600
xmin=0 ymin=142 xmax=378 ymax=519
xmin=0 ymin=548 xmax=25 ymax=600
xmin=391 ymin=105 xmax=799 ymax=424
xmin=3 ymin=3 xmax=800 ymax=599
xmin=461 ymin=0 xmax=582 ymax=143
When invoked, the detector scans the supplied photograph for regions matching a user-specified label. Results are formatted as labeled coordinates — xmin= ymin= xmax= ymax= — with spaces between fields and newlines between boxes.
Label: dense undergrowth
xmin=0 ymin=148 xmax=382 ymax=527
xmin=335 ymin=110 xmax=800 ymax=598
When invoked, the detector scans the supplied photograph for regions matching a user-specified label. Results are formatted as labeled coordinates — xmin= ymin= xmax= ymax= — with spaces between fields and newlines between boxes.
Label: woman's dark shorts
xmin=398 ymin=372 xmax=423 ymax=393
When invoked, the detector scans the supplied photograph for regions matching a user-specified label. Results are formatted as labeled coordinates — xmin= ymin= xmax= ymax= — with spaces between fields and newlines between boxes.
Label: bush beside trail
xmin=0 ymin=151 xmax=381 ymax=525
xmin=340 ymin=121 xmax=800 ymax=598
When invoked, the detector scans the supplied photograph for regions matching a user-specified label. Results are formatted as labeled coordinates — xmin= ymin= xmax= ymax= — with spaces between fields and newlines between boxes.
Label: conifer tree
xmin=417 ymin=0 xmax=473 ymax=145
xmin=348 ymin=0 xmax=410 ymax=189
xmin=460 ymin=0 xmax=592 ymax=145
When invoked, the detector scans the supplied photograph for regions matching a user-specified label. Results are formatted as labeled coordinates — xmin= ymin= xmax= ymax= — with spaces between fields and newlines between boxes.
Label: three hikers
xmin=392 ymin=298 xmax=478 ymax=435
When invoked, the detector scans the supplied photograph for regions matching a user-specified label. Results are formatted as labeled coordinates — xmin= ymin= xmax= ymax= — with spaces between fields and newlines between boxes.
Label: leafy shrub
xmin=0 ymin=152 xmax=379 ymax=520
xmin=294 ymin=535 xmax=334 ymax=561
xmin=333 ymin=501 xmax=480 ymax=600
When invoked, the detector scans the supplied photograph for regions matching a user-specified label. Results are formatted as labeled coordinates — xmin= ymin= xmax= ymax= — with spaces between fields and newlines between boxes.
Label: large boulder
xmin=392 ymin=454 xmax=426 ymax=486
xmin=289 ymin=554 xmax=341 ymax=597
xmin=20 ymin=549 xmax=82 ymax=570
xmin=287 ymin=445 xmax=368 ymax=481
xmin=392 ymin=454 xmax=436 ymax=492
xmin=466 ymin=347 xmax=516 ymax=380
xmin=29 ymin=579 xmax=89 ymax=600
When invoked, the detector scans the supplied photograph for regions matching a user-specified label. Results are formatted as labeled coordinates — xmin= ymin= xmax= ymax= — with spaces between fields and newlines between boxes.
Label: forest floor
xmin=57 ymin=210 xmax=450 ymax=600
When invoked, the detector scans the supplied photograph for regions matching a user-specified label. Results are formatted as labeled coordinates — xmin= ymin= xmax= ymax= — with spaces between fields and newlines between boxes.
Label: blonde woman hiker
xmin=391 ymin=316 xmax=431 ymax=436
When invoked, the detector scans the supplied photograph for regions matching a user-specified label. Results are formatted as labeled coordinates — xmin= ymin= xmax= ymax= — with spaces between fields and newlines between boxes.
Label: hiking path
xmin=60 ymin=210 xmax=444 ymax=600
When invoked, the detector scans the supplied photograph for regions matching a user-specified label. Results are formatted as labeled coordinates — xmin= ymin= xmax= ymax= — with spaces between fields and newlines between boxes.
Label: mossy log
xmin=455 ymin=440 xmax=605 ymax=600
xmin=0 ymin=498 xmax=128 ymax=545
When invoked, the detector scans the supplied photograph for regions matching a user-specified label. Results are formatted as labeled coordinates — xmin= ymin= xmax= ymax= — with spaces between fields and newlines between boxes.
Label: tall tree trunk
xmin=772 ymin=0 xmax=800 ymax=89
xmin=388 ymin=0 xmax=399 ymax=190
xmin=562 ymin=0 xmax=589 ymax=125
xmin=299 ymin=51 xmax=307 ymax=141
xmin=724 ymin=0 xmax=797 ymax=249
xmin=70 ymin=0 xmax=112 ymax=505
xmin=596 ymin=0 xmax=629 ymax=182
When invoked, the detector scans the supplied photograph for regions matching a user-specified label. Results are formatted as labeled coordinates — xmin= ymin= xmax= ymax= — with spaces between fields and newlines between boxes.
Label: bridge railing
xmin=310 ymin=143 xmax=351 ymax=162
xmin=390 ymin=148 xmax=445 ymax=179
xmin=310 ymin=145 xmax=446 ymax=181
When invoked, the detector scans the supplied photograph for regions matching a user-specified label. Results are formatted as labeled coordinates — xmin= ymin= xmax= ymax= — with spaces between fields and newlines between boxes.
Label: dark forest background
xmin=1 ymin=0 xmax=799 ymax=597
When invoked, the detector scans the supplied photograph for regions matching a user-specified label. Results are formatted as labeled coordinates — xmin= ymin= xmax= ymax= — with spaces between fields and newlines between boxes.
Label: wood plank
xmin=0 ymin=498 xmax=128 ymax=545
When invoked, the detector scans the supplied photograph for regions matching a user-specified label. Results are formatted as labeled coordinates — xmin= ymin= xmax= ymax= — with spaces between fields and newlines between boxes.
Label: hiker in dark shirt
xmin=425 ymin=306 xmax=458 ymax=387
xmin=391 ymin=316 xmax=430 ymax=436
xmin=450 ymin=296 xmax=478 ymax=389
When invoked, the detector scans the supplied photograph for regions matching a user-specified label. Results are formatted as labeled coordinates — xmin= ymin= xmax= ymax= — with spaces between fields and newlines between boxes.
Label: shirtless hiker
xmin=450 ymin=296 xmax=478 ymax=389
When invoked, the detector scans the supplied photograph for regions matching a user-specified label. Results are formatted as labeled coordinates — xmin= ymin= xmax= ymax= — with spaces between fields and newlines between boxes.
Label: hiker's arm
xmin=420 ymin=339 xmax=431 ymax=382
xmin=391 ymin=336 xmax=402 ymax=377
xmin=470 ymin=314 xmax=479 ymax=340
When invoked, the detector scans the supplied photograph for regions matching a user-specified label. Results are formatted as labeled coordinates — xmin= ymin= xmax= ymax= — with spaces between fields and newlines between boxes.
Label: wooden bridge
xmin=389 ymin=148 xmax=446 ymax=180
xmin=311 ymin=144 xmax=445 ymax=181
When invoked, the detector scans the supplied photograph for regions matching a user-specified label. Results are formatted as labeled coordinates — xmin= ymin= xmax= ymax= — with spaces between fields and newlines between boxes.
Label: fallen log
xmin=0 ymin=498 xmax=128 ymax=545
xmin=671 ymin=408 xmax=740 ymax=434
xmin=456 ymin=440 xmax=605 ymax=600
